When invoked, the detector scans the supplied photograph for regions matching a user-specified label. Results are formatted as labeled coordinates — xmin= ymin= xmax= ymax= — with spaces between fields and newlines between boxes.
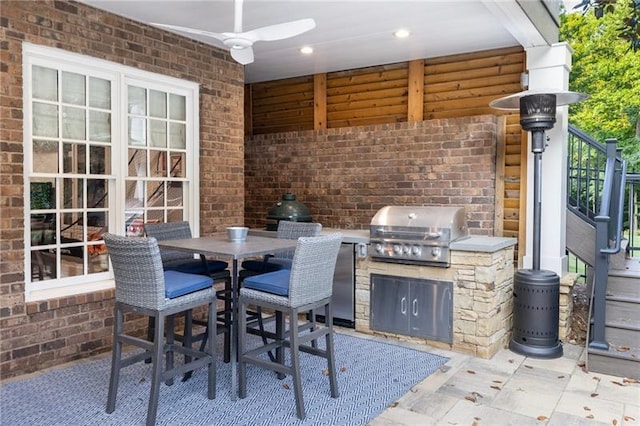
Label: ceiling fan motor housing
xmin=224 ymin=37 xmax=253 ymax=49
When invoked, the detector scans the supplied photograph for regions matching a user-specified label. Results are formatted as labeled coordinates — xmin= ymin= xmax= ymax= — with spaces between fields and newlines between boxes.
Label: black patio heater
xmin=491 ymin=89 xmax=587 ymax=358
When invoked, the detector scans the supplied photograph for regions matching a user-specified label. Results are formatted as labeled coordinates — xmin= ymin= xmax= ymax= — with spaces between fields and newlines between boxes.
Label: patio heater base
xmin=509 ymin=269 xmax=563 ymax=359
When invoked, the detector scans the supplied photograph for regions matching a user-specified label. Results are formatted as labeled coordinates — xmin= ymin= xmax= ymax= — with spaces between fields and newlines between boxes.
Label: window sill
xmin=26 ymin=279 xmax=115 ymax=304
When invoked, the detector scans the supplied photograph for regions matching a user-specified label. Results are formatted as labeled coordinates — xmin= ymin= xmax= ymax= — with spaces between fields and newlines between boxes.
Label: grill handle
xmin=371 ymin=228 xmax=442 ymax=239
xmin=400 ymin=297 xmax=407 ymax=314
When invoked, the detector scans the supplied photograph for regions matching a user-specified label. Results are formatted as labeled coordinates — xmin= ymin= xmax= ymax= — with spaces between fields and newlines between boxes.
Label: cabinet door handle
xmin=412 ymin=299 xmax=418 ymax=316
xmin=400 ymin=297 xmax=407 ymax=314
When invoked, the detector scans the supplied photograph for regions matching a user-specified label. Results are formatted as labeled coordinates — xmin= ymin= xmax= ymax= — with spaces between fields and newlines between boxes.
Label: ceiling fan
xmin=152 ymin=0 xmax=316 ymax=65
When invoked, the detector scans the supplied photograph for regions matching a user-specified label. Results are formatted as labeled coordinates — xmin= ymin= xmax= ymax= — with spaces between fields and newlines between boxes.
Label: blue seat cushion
xmin=243 ymin=269 xmax=291 ymax=296
xmin=241 ymin=259 xmax=285 ymax=274
xmin=164 ymin=259 xmax=228 ymax=275
xmin=164 ymin=270 xmax=213 ymax=299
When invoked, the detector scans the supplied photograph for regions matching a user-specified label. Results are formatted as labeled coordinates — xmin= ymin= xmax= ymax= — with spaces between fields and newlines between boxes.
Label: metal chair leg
xmin=289 ymin=307 xmax=305 ymax=419
xmin=238 ymin=299 xmax=248 ymax=399
xmin=325 ymin=302 xmax=339 ymax=398
xmin=207 ymin=301 xmax=216 ymax=399
xmin=106 ymin=305 xmax=123 ymax=414
xmin=182 ymin=310 xmax=194 ymax=382
xmin=147 ymin=313 xmax=164 ymax=426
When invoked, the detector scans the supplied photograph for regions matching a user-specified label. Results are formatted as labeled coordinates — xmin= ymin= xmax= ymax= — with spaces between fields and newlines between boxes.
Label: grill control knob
xmin=393 ymin=244 xmax=401 ymax=254
xmin=403 ymin=245 xmax=411 ymax=254
xmin=375 ymin=243 xmax=383 ymax=253
xmin=412 ymin=245 xmax=421 ymax=255
xmin=431 ymin=247 xmax=441 ymax=257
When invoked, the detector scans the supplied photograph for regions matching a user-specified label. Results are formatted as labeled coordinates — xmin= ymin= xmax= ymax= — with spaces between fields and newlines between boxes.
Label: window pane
xmin=87 ymin=210 xmax=107 ymax=228
xmin=149 ymin=90 xmax=166 ymax=118
xmin=129 ymin=148 xmax=147 ymax=178
xmin=89 ymin=77 xmax=110 ymax=109
xmin=61 ymin=71 xmax=85 ymax=105
xmin=32 ymin=66 xmax=58 ymax=101
xmin=33 ymin=102 xmax=59 ymax=138
xmin=61 ymin=212 xmax=84 ymax=243
xmin=128 ymin=117 xmax=146 ymax=146
xmin=62 ymin=106 xmax=86 ymax=140
xmin=126 ymin=180 xmax=144 ymax=206
xmin=169 ymin=152 xmax=185 ymax=178
xmin=167 ymin=209 xmax=184 ymax=223
xmin=126 ymin=215 xmax=144 ymax=237
xmin=147 ymin=181 xmax=164 ymax=207
xmin=147 ymin=210 xmax=165 ymax=223
xmin=89 ymin=111 xmax=111 ymax=142
xmin=63 ymin=143 xmax=86 ymax=174
xmin=33 ymin=140 xmax=59 ymax=173
xmin=89 ymin=250 xmax=109 ymax=273
xmin=60 ymin=250 xmax=84 ymax=278
xmin=30 ymin=180 xmax=56 ymax=210
xmin=149 ymin=119 xmax=166 ymax=148
xmin=89 ymin=146 xmax=109 ymax=175
xmin=30 ymin=214 xmax=55 ymax=246
xmin=169 ymin=122 xmax=186 ymax=149
xmin=167 ymin=182 xmax=183 ymax=207
xmin=87 ymin=179 xmax=108 ymax=209
xmin=63 ymin=178 xmax=83 ymax=209
xmin=89 ymin=146 xmax=108 ymax=175
xmin=169 ymin=94 xmax=186 ymax=120
xmin=150 ymin=150 xmax=165 ymax=177
xmin=128 ymin=86 xmax=146 ymax=115
xmin=31 ymin=249 xmax=57 ymax=281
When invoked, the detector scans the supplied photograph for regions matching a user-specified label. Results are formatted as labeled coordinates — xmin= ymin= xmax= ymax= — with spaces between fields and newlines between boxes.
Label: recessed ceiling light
xmin=300 ymin=46 xmax=313 ymax=54
xmin=393 ymin=29 xmax=411 ymax=39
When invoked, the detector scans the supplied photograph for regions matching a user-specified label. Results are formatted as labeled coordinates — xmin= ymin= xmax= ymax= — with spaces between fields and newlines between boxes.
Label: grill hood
xmin=370 ymin=206 xmax=467 ymax=241
xmin=369 ymin=205 xmax=468 ymax=266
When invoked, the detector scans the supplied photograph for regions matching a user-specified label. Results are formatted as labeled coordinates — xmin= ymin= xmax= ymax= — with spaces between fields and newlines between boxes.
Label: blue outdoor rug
xmin=0 ymin=332 xmax=447 ymax=425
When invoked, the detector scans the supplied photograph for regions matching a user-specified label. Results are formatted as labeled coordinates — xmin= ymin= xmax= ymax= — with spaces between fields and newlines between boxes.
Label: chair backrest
xmin=144 ymin=221 xmax=195 ymax=264
xmin=288 ymin=233 xmax=343 ymax=306
xmin=276 ymin=221 xmax=322 ymax=260
xmin=103 ymin=233 xmax=166 ymax=310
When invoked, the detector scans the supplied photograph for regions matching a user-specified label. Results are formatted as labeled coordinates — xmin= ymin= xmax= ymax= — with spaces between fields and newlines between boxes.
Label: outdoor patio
xmin=3 ymin=327 xmax=638 ymax=425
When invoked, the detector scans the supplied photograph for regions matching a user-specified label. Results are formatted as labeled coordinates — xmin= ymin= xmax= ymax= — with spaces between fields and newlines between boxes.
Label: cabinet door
xmin=409 ymin=279 xmax=453 ymax=343
xmin=370 ymin=275 xmax=409 ymax=334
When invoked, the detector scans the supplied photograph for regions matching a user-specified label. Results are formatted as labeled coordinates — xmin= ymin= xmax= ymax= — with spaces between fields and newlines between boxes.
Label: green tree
xmin=561 ymin=1 xmax=640 ymax=171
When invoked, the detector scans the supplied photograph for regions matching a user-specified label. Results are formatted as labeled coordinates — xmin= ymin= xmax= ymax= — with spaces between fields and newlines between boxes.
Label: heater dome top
xmin=489 ymin=89 xmax=588 ymax=110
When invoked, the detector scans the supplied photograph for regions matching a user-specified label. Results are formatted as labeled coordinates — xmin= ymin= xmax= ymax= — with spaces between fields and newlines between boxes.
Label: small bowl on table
xmin=226 ymin=226 xmax=248 ymax=242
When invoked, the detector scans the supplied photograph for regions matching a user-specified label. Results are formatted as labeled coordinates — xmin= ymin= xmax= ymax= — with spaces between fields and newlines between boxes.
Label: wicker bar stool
xmin=240 ymin=221 xmax=322 ymax=276
xmin=239 ymin=221 xmax=322 ymax=354
xmin=238 ymin=233 xmax=343 ymax=420
xmin=144 ymin=221 xmax=232 ymax=364
xmin=103 ymin=233 xmax=216 ymax=426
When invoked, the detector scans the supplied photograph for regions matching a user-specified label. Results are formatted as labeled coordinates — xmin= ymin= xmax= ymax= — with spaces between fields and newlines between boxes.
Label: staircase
xmin=566 ymin=127 xmax=640 ymax=379
xmin=586 ymin=243 xmax=640 ymax=379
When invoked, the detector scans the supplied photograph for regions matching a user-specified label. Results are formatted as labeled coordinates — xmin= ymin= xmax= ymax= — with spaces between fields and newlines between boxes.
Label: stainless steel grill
xmin=368 ymin=206 xmax=467 ymax=267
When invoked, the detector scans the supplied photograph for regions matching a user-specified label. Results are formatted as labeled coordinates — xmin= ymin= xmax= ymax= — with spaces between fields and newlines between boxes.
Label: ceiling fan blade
xmin=151 ymin=23 xmax=228 ymax=43
xmin=230 ymin=46 xmax=254 ymax=65
xmin=242 ymin=18 xmax=316 ymax=42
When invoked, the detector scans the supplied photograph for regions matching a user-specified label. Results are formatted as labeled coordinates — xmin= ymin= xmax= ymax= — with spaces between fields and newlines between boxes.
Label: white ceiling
xmin=80 ymin=0 xmax=529 ymax=83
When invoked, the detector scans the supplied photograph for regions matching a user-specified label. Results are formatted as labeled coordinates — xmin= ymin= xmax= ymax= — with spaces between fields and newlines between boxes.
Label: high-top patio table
xmin=157 ymin=233 xmax=298 ymax=399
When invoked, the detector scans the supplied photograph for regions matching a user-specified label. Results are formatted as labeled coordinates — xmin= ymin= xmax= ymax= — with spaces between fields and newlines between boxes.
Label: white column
xmin=522 ymin=43 xmax=573 ymax=276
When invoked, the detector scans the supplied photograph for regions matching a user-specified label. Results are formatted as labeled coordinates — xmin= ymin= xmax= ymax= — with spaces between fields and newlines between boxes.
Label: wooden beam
xmin=408 ymin=60 xmax=424 ymax=122
xmin=494 ymin=116 xmax=506 ymax=237
xmin=314 ymin=73 xmax=327 ymax=130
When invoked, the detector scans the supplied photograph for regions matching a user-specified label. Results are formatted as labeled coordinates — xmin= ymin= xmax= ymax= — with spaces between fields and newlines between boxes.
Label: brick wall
xmin=0 ymin=1 xmax=244 ymax=379
xmin=245 ymin=116 xmax=498 ymax=234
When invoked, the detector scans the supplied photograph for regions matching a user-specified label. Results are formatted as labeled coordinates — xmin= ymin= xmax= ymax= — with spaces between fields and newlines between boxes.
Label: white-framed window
xmin=23 ymin=43 xmax=200 ymax=302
